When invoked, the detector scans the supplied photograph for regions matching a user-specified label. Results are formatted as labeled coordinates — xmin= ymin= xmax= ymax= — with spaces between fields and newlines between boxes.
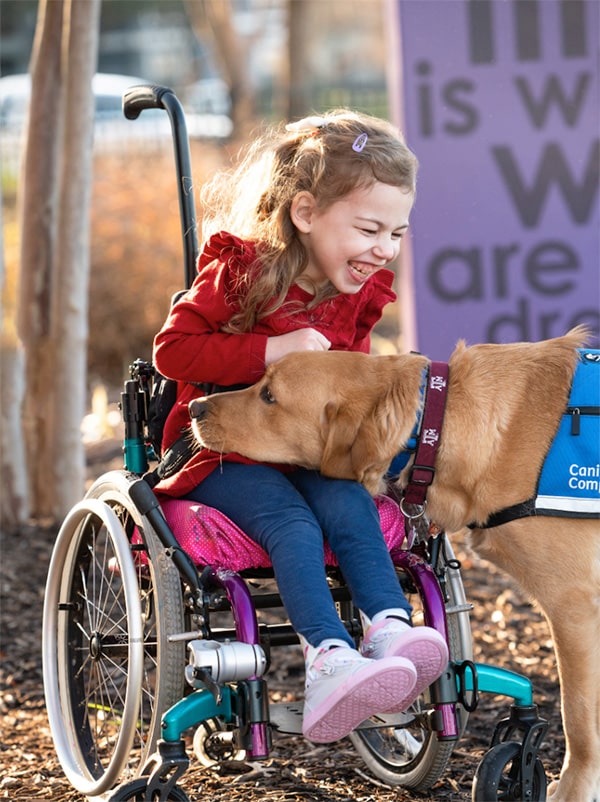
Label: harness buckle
xmin=408 ymin=463 xmax=436 ymax=486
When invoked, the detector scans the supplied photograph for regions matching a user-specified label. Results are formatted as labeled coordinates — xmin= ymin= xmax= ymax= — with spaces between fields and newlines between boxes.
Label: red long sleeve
xmin=154 ymin=255 xmax=269 ymax=386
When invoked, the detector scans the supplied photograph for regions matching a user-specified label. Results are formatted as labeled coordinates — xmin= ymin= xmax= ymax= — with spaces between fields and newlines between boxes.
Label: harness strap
xmin=402 ymin=361 xmax=449 ymax=507
xmin=144 ymin=433 xmax=195 ymax=488
xmin=468 ymin=497 xmax=537 ymax=530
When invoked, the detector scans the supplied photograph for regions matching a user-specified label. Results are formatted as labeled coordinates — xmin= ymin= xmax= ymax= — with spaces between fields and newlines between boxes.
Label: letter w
xmin=515 ymin=74 xmax=591 ymax=128
xmin=492 ymin=140 xmax=599 ymax=227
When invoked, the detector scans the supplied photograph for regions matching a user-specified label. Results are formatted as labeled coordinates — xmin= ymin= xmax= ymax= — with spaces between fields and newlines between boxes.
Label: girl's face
xmin=291 ymin=182 xmax=414 ymax=295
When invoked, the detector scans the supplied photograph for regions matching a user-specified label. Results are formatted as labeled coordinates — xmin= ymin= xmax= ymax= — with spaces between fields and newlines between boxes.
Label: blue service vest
xmin=535 ymin=349 xmax=600 ymax=517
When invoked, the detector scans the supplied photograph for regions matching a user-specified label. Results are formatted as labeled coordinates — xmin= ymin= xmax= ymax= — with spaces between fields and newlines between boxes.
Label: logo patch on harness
xmin=422 ymin=428 xmax=440 ymax=447
xmin=535 ymin=350 xmax=600 ymax=517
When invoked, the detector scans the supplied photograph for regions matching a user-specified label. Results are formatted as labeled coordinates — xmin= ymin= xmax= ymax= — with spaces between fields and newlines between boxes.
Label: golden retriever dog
xmin=189 ymin=326 xmax=599 ymax=802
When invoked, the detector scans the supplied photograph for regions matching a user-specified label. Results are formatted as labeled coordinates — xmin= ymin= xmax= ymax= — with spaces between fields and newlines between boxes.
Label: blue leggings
xmin=185 ymin=463 xmax=411 ymax=647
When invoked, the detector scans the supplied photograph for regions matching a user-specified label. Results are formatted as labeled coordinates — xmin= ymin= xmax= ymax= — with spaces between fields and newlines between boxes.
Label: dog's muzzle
xmin=188 ymin=398 xmax=209 ymax=420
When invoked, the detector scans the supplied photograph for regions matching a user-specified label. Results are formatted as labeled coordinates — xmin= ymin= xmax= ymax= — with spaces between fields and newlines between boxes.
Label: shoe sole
xmin=302 ymin=659 xmax=417 ymax=743
xmin=367 ymin=629 xmax=449 ymax=710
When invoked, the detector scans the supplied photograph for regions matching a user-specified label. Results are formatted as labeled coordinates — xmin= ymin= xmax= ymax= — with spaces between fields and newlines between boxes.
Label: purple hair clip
xmin=352 ymin=133 xmax=368 ymax=152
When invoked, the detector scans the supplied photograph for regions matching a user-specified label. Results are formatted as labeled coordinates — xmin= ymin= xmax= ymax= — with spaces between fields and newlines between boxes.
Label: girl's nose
xmin=373 ymin=237 xmax=399 ymax=261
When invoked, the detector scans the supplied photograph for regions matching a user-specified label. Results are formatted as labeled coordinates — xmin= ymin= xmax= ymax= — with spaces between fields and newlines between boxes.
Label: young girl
xmin=153 ymin=110 xmax=448 ymax=743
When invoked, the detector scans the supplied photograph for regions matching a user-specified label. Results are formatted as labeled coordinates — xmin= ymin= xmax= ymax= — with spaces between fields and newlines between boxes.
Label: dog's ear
xmin=321 ymin=402 xmax=363 ymax=481
xmin=320 ymin=398 xmax=398 ymax=494
xmin=349 ymin=415 xmax=397 ymax=494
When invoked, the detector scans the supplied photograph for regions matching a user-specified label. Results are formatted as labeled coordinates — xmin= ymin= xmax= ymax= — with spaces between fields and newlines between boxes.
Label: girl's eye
xmin=360 ymin=228 xmax=377 ymax=235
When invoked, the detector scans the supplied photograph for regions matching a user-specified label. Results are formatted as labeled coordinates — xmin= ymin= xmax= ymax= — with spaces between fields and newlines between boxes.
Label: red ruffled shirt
xmin=153 ymin=231 xmax=396 ymax=496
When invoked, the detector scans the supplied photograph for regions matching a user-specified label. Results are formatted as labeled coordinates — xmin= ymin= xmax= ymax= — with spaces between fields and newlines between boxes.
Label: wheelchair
xmin=42 ymin=86 xmax=549 ymax=802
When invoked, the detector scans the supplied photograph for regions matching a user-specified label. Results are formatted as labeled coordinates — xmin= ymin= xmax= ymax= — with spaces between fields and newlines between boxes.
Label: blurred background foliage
xmin=87 ymin=143 xmax=224 ymax=385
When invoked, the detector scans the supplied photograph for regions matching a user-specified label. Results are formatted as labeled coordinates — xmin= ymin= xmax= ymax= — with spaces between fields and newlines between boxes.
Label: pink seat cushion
xmin=157 ymin=494 xmax=406 ymax=571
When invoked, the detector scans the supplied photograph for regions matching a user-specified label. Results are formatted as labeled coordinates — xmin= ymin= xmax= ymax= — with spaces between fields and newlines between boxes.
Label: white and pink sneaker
xmin=361 ymin=617 xmax=448 ymax=701
xmin=302 ymin=643 xmax=417 ymax=743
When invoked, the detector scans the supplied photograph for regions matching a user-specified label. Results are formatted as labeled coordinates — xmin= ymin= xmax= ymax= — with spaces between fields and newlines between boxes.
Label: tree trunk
xmin=184 ymin=0 xmax=254 ymax=136
xmin=51 ymin=0 xmax=101 ymax=517
xmin=0 ymin=201 xmax=29 ymax=527
xmin=16 ymin=0 xmax=101 ymax=521
xmin=287 ymin=0 xmax=312 ymax=120
xmin=17 ymin=0 xmax=64 ymax=521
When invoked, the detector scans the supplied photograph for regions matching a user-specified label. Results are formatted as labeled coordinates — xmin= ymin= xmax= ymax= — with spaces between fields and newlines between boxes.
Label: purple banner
xmin=394 ymin=0 xmax=599 ymax=359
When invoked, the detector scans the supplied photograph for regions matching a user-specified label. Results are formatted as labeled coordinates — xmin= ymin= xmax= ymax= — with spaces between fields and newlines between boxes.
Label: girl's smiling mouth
xmin=348 ymin=261 xmax=378 ymax=281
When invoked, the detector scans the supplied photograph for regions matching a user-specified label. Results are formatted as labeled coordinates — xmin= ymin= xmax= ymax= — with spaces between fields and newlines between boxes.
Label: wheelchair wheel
xmin=349 ymin=541 xmax=473 ymax=791
xmin=192 ymin=716 xmax=247 ymax=767
xmin=43 ymin=471 xmax=186 ymax=797
xmin=107 ymin=777 xmax=191 ymax=801
xmin=472 ymin=741 xmax=547 ymax=802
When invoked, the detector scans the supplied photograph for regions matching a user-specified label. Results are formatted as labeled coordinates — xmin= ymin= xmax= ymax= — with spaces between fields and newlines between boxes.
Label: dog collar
xmin=402 ymin=361 xmax=449 ymax=507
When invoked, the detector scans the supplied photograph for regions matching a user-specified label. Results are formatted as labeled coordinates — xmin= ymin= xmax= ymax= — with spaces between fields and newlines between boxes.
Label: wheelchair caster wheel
xmin=193 ymin=717 xmax=246 ymax=767
xmin=472 ymin=741 xmax=547 ymax=801
xmin=106 ymin=777 xmax=191 ymax=801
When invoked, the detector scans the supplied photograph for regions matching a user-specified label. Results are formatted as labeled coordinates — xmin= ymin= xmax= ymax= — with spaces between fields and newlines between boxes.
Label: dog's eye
xmin=260 ymin=385 xmax=276 ymax=405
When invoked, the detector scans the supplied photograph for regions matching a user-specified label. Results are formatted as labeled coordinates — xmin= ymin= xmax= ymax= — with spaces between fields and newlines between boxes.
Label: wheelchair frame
xmin=42 ymin=86 xmax=549 ymax=802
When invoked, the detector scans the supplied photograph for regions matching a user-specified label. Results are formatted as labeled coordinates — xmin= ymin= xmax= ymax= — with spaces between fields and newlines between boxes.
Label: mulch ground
xmin=0 ymin=447 xmax=565 ymax=801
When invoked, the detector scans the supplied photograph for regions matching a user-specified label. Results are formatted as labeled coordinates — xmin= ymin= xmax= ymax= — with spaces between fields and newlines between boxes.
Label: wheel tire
xmin=192 ymin=717 xmax=246 ymax=767
xmin=106 ymin=777 xmax=191 ymax=802
xmin=472 ymin=741 xmax=547 ymax=801
xmin=43 ymin=471 xmax=186 ymax=797
xmin=350 ymin=540 xmax=473 ymax=791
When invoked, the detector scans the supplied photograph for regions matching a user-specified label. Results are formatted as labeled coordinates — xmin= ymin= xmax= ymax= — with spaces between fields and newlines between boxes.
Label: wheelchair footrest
xmin=269 ymin=702 xmax=417 ymax=735
xmin=269 ymin=702 xmax=304 ymax=734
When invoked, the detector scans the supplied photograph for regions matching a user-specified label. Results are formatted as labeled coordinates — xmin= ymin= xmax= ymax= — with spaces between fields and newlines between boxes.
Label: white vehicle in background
xmin=0 ymin=72 xmax=232 ymax=171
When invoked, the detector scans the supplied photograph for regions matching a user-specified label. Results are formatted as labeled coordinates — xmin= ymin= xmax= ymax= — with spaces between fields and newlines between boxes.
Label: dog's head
xmin=189 ymin=350 xmax=427 ymax=494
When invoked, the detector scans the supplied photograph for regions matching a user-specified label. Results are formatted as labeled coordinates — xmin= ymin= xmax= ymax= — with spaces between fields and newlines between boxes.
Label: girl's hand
xmin=265 ymin=328 xmax=331 ymax=365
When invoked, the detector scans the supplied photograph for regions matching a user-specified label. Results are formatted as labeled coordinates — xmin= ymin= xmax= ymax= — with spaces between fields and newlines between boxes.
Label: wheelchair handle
xmin=122 ymin=84 xmax=172 ymax=119
xmin=122 ymin=84 xmax=199 ymax=289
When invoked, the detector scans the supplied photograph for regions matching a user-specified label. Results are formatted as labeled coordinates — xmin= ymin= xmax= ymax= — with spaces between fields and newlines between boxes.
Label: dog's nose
xmin=189 ymin=398 xmax=207 ymax=420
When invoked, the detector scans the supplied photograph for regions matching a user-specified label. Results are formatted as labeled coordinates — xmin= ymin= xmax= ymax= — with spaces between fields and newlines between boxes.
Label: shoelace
xmin=308 ymin=649 xmax=357 ymax=681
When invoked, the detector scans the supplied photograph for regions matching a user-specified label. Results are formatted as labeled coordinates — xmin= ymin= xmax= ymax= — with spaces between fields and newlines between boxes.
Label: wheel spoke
xmin=43 ymin=475 xmax=185 ymax=796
